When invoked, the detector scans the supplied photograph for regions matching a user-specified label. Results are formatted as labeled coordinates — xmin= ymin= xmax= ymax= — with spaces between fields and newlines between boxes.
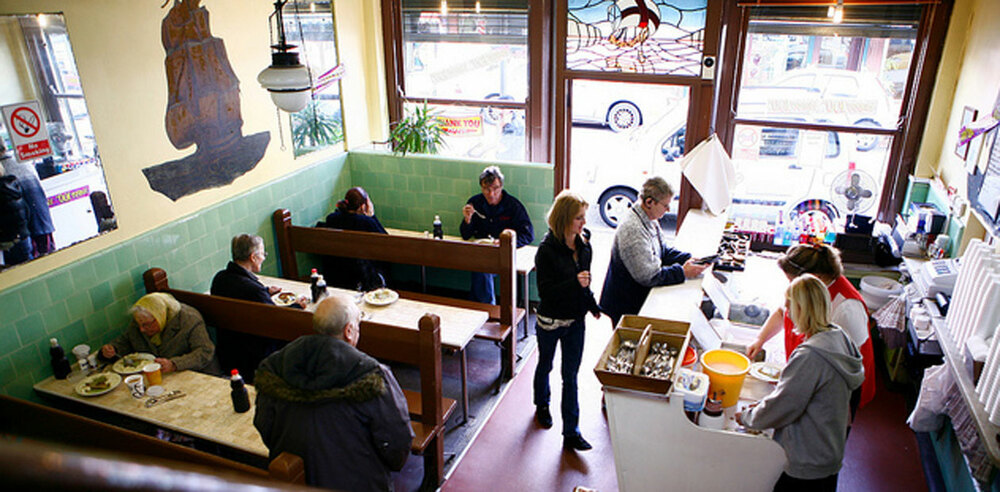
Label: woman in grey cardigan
xmin=738 ymin=274 xmax=864 ymax=492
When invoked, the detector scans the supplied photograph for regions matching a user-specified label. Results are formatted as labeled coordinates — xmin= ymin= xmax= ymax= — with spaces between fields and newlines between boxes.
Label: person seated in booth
xmin=737 ymin=275 xmax=864 ymax=492
xmin=318 ymin=187 xmax=389 ymax=290
xmin=253 ymin=294 xmax=413 ymax=492
xmin=100 ymin=292 xmax=219 ymax=375
xmin=746 ymin=243 xmax=877 ymax=412
xmin=459 ymin=165 xmax=534 ymax=303
xmin=211 ymin=234 xmax=305 ymax=382
xmin=599 ymin=177 xmax=709 ymax=325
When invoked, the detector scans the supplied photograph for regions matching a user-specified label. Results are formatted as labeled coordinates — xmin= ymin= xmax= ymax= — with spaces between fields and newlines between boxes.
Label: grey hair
xmin=640 ymin=177 xmax=674 ymax=203
xmin=128 ymin=305 xmax=151 ymax=318
xmin=231 ymin=234 xmax=264 ymax=262
xmin=479 ymin=166 xmax=505 ymax=186
xmin=313 ymin=295 xmax=360 ymax=338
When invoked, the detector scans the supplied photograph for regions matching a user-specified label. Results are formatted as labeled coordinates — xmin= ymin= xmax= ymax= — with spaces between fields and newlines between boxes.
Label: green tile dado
xmin=0 ymin=150 xmax=552 ymax=400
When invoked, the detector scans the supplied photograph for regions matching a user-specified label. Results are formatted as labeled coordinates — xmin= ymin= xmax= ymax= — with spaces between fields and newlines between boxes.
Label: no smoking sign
xmin=2 ymin=100 xmax=52 ymax=163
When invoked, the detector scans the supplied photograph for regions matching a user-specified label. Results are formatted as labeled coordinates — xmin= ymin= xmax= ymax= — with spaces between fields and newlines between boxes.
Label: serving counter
xmin=602 ymin=210 xmax=788 ymax=491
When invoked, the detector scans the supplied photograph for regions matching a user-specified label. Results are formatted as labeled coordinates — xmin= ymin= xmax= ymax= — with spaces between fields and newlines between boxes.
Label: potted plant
xmin=389 ymin=102 xmax=445 ymax=155
xmin=292 ymin=101 xmax=343 ymax=156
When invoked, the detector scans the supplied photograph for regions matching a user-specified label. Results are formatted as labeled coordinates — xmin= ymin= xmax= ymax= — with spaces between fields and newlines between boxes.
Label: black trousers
xmin=773 ymin=472 xmax=838 ymax=492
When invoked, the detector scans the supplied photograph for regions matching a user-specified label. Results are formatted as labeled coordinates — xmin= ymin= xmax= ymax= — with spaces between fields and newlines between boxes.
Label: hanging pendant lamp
xmin=258 ymin=0 xmax=311 ymax=113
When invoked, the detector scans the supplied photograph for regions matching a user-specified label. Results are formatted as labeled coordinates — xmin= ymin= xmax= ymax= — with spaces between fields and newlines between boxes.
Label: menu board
xmin=969 ymin=129 xmax=1000 ymax=230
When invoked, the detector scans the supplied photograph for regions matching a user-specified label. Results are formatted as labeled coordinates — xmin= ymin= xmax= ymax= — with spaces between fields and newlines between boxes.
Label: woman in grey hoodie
xmin=738 ymin=274 xmax=864 ymax=492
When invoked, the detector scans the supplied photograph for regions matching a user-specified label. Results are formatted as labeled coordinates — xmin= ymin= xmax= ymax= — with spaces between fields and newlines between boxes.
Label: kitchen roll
xmin=680 ymin=134 xmax=736 ymax=216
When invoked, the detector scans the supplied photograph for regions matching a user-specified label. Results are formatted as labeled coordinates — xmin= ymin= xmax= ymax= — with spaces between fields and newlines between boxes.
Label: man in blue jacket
xmin=599 ymin=177 xmax=708 ymax=324
xmin=459 ymin=166 xmax=533 ymax=303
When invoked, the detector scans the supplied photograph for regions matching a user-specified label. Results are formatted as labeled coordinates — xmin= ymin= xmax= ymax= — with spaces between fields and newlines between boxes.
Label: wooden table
xmin=261 ymin=275 xmax=488 ymax=423
xmin=35 ymin=369 xmax=268 ymax=458
xmin=385 ymin=227 xmax=537 ymax=339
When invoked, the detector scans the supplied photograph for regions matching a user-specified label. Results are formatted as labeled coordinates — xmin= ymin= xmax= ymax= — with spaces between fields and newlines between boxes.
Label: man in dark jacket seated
xmin=211 ymin=234 xmax=306 ymax=381
xmin=459 ymin=166 xmax=534 ymax=303
xmin=253 ymin=294 xmax=414 ymax=492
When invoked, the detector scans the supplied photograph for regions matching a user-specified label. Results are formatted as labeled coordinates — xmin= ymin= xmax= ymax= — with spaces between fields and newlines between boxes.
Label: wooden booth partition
xmin=272 ymin=208 xmax=519 ymax=382
xmin=143 ymin=268 xmax=450 ymax=489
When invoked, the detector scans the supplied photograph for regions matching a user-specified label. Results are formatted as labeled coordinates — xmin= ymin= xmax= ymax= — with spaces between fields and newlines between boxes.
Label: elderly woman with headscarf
xmin=100 ymin=292 xmax=218 ymax=374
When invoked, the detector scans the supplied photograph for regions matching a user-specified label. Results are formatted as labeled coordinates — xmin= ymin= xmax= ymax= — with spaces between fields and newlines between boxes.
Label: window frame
xmin=715 ymin=0 xmax=954 ymax=223
xmin=381 ymin=0 xmax=548 ymax=162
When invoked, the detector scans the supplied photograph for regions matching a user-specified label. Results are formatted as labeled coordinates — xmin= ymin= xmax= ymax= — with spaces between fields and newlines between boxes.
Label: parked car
xmin=737 ymin=68 xmax=898 ymax=151
xmin=572 ymin=81 xmax=686 ymax=133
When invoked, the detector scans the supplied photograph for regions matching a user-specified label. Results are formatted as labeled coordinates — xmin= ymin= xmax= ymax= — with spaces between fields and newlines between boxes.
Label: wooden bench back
xmin=272 ymin=208 xmax=516 ymax=326
xmin=143 ymin=267 xmax=446 ymax=487
xmin=0 ymin=395 xmax=305 ymax=485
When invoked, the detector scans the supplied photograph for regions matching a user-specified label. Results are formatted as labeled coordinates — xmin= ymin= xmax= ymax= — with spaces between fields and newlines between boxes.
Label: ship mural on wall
xmin=142 ymin=0 xmax=269 ymax=201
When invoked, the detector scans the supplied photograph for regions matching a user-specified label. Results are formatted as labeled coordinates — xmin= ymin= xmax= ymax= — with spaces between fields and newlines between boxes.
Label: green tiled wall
xmin=0 ymin=154 xmax=350 ymax=399
xmin=347 ymin=150 xmax=553 ymax=294
xmin=348 ymin=150 xmax=553 ymax=241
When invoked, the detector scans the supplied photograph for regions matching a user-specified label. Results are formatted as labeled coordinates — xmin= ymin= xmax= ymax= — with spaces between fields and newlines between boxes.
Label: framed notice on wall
xmin=957 ymin=106 xmax=978 ymax=160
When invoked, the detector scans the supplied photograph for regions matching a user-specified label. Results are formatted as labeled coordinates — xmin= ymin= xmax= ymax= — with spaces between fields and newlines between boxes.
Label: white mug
xmin=124 ymin=374 xmax=145 ymax=398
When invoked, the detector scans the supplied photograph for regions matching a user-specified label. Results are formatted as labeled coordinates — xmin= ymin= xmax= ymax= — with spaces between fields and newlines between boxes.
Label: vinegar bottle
xmin=230 ymin=369 xmax=251 ymax=413
xmin=49 ymin=338 xmax=72 ymax=379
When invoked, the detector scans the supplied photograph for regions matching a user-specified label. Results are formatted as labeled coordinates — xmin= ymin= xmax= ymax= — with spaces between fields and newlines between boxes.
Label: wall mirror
xmin=0 ymin=13 xmax=115 ymax=272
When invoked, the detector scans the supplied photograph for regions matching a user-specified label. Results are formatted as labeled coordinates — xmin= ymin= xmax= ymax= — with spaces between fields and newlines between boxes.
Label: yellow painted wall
xmin=912 ymin=0 xmax=1000 ymax=249
xmin=0 ymin=0 xmax=384 ymax=291
xmin=0 ymin=17 xmax=36 ymax=105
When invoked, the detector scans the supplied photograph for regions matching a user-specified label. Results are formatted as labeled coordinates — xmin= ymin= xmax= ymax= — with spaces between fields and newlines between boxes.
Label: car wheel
xmin=853 ymin=119 xmax=881 ymax=152
xmin=598 ymin=187 xmax=638 ymax=228
xmin=607 ymin=102 xmax=641 ymax=133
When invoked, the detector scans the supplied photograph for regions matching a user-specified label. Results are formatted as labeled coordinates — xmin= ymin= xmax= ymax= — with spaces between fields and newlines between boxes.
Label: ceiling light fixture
xmin=476 ymin=1 xmax=481 ymax=14
xmin=441 ymin=0 xmax=448 ymax=16
xmin=832 ymin=0 xmax=844 ymax=24
xmin=257 ymin=0 xmax=312 ymax=113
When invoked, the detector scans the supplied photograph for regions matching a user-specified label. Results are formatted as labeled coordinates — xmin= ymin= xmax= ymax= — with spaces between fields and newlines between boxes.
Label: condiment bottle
xmin=49 ymin=338 xmax=72 ymax=379
xmin=433 ymin=215 xmax=443 ymax=240
xmin=230 ymin=369 xmax=251 ymax=413
xmin=700 ymin=392 xmax=725 ymax=430
xmin=313 ymin=274 xmax=328 ymax=303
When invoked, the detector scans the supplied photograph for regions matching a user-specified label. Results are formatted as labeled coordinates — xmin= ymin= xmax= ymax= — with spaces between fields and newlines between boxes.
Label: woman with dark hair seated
xmin=320 ymin=187 xmax=388 ymax=290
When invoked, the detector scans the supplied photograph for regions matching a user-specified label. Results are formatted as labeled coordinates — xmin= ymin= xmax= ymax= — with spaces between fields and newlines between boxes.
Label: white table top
xmin=385 ymin=227 xmax=537 ymax=274
xmin=259 ymin=275 xmax=489 ymax=350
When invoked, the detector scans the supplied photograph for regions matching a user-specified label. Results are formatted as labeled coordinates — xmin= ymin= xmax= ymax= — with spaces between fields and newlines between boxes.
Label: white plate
xmin=749 ymin=362 xmax=782 ymax=383
xmin=364 ymin=288 xmax=399 ymax=306
xmin=271 ymin=291 xmax=298 ymax=307
xmin=146 ymin=385 xmax=165 ymax=397
xmin=75 ymin=372 xmax=122 ymax=397
xmin=113 ymin=353 xmax=156 ymax=375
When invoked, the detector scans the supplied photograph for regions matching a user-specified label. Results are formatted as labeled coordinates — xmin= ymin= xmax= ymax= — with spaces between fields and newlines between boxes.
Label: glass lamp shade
xmin=258 ymin=64 xmax=311 ymax=112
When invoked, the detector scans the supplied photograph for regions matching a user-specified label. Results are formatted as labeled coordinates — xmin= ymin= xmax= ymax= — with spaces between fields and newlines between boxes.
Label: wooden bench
xmin=272 ymin=208 xmax=519 ymax=383
xmin=0 ymin=395 xmax=305 ymax=485
xmin=144 ymin=268 xmax=451 ymax=489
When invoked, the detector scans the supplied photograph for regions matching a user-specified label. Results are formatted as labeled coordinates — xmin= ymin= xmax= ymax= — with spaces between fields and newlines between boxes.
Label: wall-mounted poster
xmin=141 ymin=0 xmax=269 ymax=201
xmin=957 ymin=106 xmax=978 ymax=162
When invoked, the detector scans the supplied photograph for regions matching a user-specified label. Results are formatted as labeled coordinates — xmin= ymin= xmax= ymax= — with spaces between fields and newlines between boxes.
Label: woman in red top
xmin=747 ymin=243 xmax=876 ymax=409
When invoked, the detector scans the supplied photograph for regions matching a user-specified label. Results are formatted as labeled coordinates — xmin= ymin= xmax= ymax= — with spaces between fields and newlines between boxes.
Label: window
xmin=384 ymin=0 xmax=532 ymax=161
xmin=723 ymin=2 xmax=950 ymax=228
xmin=282 ymin=1 xmax=344 ymax=157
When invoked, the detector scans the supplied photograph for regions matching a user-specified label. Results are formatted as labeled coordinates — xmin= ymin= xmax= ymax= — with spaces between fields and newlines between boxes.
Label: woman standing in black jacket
xmin=533 ymin=190 xmax=602 ymax=451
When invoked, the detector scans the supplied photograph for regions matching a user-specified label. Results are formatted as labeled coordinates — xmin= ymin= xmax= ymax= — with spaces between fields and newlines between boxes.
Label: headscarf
xmin=132 ymin=293 xmax=181 ymax=345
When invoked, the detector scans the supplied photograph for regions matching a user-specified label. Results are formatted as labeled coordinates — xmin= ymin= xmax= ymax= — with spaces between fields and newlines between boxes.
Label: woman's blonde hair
xmin=547 ymin=190 xmax=588 ymax=242
xmin=786 ymin=274 xmax=833 ymax=337
xmin=778 ymin=243 xmax=843 ymax=280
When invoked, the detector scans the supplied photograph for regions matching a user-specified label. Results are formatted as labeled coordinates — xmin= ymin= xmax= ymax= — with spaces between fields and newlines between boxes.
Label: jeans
xmin=533 ymin=318 xmax=586 ymax=436
xmin=470 ymin=272 xmax=496 ymax=304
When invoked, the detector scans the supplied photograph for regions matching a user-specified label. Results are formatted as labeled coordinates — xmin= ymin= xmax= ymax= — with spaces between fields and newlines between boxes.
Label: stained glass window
xmin=566 ymin=0 xmax=707 ymax=75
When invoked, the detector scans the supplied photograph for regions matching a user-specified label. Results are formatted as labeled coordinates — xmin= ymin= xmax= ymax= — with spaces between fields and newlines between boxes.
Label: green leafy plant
xmin=291 ymin=101 xmax=343 ymax=155
xmin=389 ymin=102 xmax=446 ymax=155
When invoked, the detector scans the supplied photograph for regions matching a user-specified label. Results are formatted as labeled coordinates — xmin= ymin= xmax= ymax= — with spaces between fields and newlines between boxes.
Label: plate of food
xmin=272 ymin=291 xmax=298 ymax=307
xmin=749 ymin=362 xmax=782 ymax=383
xmin=364 ymin=288 xmax=399 ymax=306
xmin=113 ymin=353 xmax=156 ymax=375
xmin=75 ymin=372 xmax=122 ymax=397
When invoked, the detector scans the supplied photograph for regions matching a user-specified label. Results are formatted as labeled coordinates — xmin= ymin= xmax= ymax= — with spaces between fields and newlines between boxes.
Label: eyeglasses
xmin=481 ymin=183 xmax=502 ymax=193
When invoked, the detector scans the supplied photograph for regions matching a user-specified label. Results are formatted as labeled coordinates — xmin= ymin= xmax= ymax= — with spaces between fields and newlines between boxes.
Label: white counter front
xmin=605 ymin=210 xmax=788 ymax=492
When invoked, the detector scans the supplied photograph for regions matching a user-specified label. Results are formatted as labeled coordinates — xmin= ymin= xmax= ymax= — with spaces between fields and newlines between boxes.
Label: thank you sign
xmin=2 ymin=101 xmax=52 ymax=163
